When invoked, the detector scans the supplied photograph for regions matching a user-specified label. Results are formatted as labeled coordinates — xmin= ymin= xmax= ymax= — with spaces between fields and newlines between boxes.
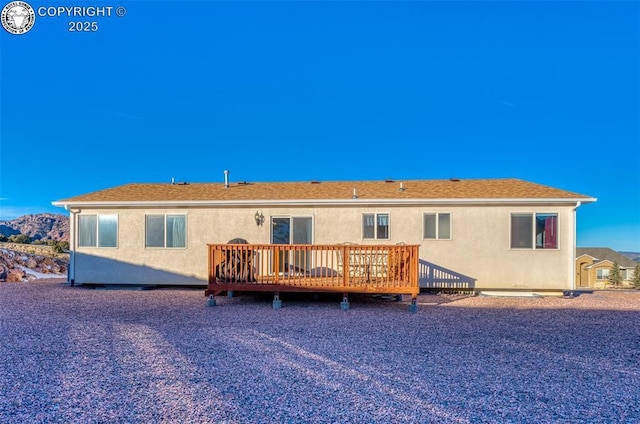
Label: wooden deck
xmin=205 ymin=243 xmax=420 ymax=305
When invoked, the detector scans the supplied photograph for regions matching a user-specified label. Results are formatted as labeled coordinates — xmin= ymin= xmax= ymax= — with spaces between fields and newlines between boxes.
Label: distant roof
xmin=53 ymin=178 xmax=596 ymax=207
xmin=576 ymin=248 xmax=637 ymax=268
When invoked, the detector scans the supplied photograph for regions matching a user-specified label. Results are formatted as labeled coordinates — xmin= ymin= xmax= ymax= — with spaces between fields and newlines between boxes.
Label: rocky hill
xmin=619 ymin=251 xmax=640 ymax=263
xmin=0 ymin=213 xmax=69 ymax=241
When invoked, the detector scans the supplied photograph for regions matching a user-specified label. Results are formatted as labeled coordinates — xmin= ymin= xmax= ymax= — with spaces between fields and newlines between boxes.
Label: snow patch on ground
xmin=16 ymin=265 xmax=65 ymax=280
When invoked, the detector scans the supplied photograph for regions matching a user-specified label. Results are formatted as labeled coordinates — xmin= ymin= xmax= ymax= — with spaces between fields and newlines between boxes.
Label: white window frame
xmin=362 ymin=213 xmax=389 ymax=240
xmin=145 ymin=214 xmax=187 ymax=249
xmin=596 ymin=268 xmax=610 ymax=280
xmin=77 ymin=214 xmax=118 ymax=248
xmin=423 ymin=212 xmax=452 ymax=240
xmin=510 ymin=212 xmax=559 ymax=250
xmin=270 ymin=216 xmax=314 ymax=245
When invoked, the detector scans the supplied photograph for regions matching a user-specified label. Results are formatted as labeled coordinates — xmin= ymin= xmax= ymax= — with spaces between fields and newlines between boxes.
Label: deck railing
xmin=419 ymin=261 xmax=476 ymax=291
xmin=206 ymin=243 xmax=420 ymax=297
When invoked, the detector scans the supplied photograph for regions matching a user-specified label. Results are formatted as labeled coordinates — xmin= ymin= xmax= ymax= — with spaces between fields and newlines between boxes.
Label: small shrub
xmin=51 ymin=240 xmax=69 ymax=253
xmin=8 ymin=234 xmax=31 ymax=244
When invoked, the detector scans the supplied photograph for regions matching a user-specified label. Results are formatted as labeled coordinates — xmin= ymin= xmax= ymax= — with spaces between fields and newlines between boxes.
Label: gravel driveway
xmin=1 ymin=280 xmax=639 ymax=423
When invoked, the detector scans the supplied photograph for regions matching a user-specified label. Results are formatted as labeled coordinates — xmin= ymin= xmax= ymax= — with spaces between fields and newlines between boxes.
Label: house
xmin=576 ymin=248 xmax=638 ymax=288
xmin=52 ymin=177 xmax=596 ymax=294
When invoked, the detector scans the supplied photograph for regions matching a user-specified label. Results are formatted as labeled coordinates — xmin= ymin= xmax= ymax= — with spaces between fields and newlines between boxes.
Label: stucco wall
xmin=68 ymin=203 xmax=578 ymax=290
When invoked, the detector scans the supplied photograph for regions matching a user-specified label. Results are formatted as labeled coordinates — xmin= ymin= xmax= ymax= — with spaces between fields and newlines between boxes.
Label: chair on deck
xmin=388 ymin=244 xmax=410 ymax=282
xmin=215 ymin=238 xmax=256 ymax=282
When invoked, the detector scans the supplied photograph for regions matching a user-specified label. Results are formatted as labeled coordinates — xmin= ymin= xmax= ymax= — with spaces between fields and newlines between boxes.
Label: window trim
xmin=423 ymin=212 xmax=452 ymax=240
xmin=362 ymin=212 xmax=390 ymax=240
xmin=621 ymin=269 xmax=630 ymax=281
xmin=144 ymin=213 xmax=187 ymax=249
xmin=509 ymin=212 xmax=559 ymax=250
xmin=270 ymin=215 xmax=314 ymax=245
xmin=596 ymin=268 xmax=610 ymax=281
xmin=77 ymin=214 xmax=118 ymax=248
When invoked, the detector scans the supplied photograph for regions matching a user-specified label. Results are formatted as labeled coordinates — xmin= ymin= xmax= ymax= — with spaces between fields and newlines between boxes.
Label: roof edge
xmin=52 ymin=197 xmax=597 ymax=208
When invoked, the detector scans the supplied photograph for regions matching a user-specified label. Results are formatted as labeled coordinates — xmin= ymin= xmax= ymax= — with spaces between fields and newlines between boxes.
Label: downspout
xmin=65 ymin=205 xmax=76 ymax=286
xmin=571 ymin=201 xmax=582 ymax=291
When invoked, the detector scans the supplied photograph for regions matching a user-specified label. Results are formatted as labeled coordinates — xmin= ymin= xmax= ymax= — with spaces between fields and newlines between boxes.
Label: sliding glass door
xmin=271 ymin=217 xmax=313 ymax=273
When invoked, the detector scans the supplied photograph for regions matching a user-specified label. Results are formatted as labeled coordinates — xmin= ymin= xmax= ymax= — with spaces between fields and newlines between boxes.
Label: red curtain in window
xmin=544 ymin=216 xmax=557 ymax=248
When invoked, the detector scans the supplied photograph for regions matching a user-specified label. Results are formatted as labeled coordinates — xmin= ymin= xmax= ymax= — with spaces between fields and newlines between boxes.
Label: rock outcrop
xmin=0 ymin=247 xmax=68 ymax=282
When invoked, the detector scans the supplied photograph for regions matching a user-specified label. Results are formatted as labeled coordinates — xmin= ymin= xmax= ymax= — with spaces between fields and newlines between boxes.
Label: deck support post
xmin=207 ymin=294 xmax=216 ymax=307
xmin=340 ymin=294 xmax=350 ymax=311
xmin=272 ymin=292 xmax=282 ymax=310
xmin=408 ymin=296 xmax=418 ymax=313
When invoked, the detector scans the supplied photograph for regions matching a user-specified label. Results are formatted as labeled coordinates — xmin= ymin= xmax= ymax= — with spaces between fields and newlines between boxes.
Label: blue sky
xmin=1 ymin=1 xmax=638 ymax=251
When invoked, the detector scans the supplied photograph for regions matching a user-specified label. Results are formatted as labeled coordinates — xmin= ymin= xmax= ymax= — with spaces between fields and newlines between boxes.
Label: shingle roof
xmin=54 ymin=178 xmax=594 ymax=205
xmin=576 ymin=248 xmax=637 ymax=268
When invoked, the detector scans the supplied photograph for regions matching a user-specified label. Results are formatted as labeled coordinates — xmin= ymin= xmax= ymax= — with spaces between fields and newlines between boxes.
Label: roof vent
xmin=310 ymin=180 xmax=321 ymax=184
xmin=224 ymin=170 xmax=230 ymax=188
xmin=399 ymin=182 xmax=405 ymax=192
xmin=171 ymin=177 xmax=188 ymax=185
xmin=384 ymin=179 xmax=394 ymax=183
xmin=352 ymin=188 xmax=358 ymax=199
xmin=450 ymin=178 xmax=461 ymax=182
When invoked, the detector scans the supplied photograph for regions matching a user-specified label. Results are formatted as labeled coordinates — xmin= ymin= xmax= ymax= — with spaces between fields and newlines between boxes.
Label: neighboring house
xmin=576 ymin=248 xmax=637 ymax=288
xmin=52 ymin=177 xmax=596 ymax=293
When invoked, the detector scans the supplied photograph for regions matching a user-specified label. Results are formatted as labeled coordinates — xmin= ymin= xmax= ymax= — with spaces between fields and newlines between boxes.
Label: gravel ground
xmin=1 ymin=280 xmax=639 ymax=424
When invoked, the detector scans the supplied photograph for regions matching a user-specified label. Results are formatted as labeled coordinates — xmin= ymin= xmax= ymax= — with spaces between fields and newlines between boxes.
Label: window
xmin=596 ymin=269 xmax=610 ymax=280
xmin=78 ymin=215 xmax=117 ymax=247
xmin=510 ymin=213 xmax=557 ymax=249
xmin=363 ymin=213 xmax=389 ymax=240
xmin=423 ymin=213 xmax=451 ymax=240
xmin=145 ymin=214 xmax=186 ymax=248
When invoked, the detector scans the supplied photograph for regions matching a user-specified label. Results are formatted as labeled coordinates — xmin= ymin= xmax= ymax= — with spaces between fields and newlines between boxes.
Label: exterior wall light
xmin=255 ymin=211 xmax=265 ymax=226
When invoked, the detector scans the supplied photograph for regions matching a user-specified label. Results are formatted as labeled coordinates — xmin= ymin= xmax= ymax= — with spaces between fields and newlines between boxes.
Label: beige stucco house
xmin=52 ymin=177 xmax=596 ymax=293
